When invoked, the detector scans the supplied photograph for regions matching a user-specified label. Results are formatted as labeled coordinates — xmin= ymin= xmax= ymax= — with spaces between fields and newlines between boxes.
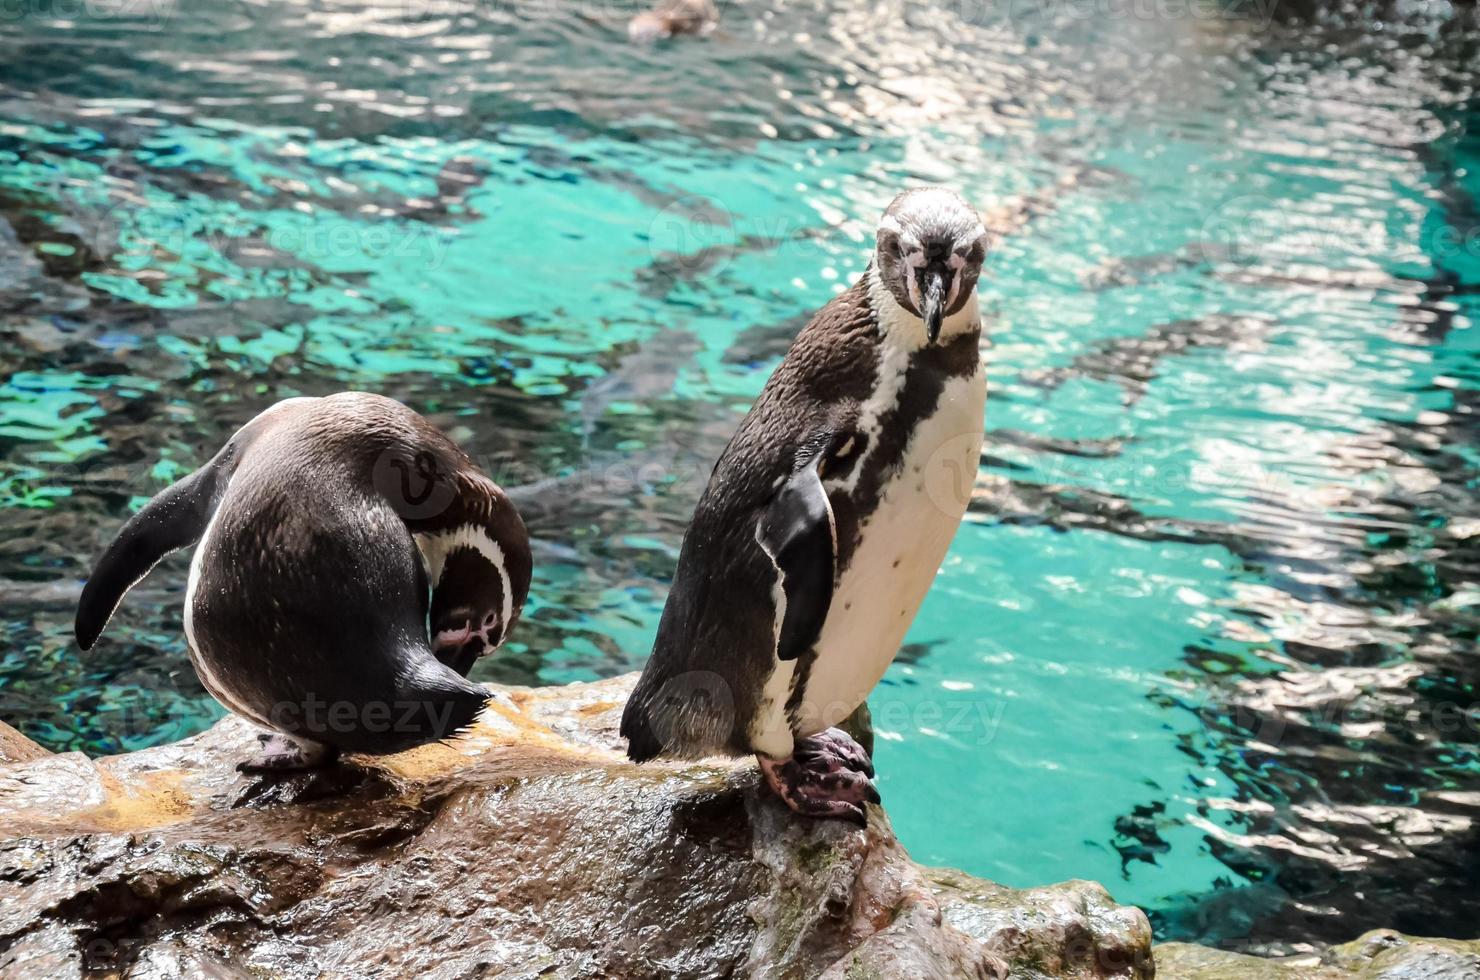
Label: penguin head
xmin=428 ymin=546 xmax=512 ymax=673
xmin=874 ymin=187 xmax=988 ymax=343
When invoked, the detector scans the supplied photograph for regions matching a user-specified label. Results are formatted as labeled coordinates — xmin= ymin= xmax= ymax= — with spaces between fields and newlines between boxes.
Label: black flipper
xmin=755 ymin=454 xmax=837 ymax=662
xmin=75 ymin=453 xmax=230 ymax=650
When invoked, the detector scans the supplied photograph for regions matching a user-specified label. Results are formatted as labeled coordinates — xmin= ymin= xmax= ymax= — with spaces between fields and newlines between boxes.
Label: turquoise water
xmin=3 ymin=0 xmax=1479 ymax=950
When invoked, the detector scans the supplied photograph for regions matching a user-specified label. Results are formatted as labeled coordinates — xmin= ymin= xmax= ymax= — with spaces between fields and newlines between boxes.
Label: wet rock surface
xmin=0 ymin=675 xmax=1151 ymax=979
xmin=1156 ymin=931 xmax=1480 ymax=979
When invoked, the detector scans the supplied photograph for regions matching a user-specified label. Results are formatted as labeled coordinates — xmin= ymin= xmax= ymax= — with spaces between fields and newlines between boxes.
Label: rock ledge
xmin=1 ymin=674 xmax=1152 ymax=979
xmin=1156 ymin=931 xmax=1480 ymax=979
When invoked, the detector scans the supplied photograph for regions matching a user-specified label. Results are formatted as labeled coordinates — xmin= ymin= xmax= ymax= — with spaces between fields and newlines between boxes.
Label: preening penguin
xmin=75 ymin=392 xmax=531 ymax=769
xmin=621 ymin=187 xmax=989 ymax=824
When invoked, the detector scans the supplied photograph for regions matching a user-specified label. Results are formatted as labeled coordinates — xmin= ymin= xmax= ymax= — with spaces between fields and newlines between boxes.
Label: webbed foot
xmin=757 ymin=727 xmax=879 ymax=827
xmin=237 ymin=732 xmax=339 ymax=772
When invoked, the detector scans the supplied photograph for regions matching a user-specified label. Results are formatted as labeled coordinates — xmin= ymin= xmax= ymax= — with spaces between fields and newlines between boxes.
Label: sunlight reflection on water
xmin=1 ymin=0 xmax=1478 ymax=950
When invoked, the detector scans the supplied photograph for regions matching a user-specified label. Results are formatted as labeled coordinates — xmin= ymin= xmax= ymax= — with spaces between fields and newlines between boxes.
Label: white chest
xmin=795 ymin=366 xmax=986 ymax=736
xmin=744 ymin=280 xmax=986 ymax=760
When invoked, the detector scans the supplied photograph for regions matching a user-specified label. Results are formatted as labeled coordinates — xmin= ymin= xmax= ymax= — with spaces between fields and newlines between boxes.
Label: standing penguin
xmin=621 ymin=187 xmax=990 ymax=824
xmin=76 ymin=392 xmax=531 ymax=769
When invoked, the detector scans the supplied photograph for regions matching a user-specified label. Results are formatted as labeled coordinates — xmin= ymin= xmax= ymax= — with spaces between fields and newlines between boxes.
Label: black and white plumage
xmin=75 ymin=392 xmax=531 ymax=768
xmin=621 ymin=187 xmax=990 ymax=823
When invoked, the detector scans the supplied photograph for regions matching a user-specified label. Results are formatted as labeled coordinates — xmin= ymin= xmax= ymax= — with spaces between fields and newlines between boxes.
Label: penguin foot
xmin=238 ymin=732 xmax=339 ymax=772
xmin=757 ymin=728 xmax=879 ymax=827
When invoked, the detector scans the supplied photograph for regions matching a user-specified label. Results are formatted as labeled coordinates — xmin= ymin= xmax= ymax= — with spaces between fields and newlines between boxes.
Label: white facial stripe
xmin=416 ymin=523 xmax=514 ymax=640
xmin=881 ymin=213 xmax=925 ymax=254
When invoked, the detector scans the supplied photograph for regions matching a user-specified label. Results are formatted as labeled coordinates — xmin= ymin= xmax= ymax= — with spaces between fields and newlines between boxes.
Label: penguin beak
xmin=921 ymin=266 xmax=948 ymax=344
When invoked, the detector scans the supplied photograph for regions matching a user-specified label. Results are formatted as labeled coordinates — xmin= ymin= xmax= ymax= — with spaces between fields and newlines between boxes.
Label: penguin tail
xmin=324 ymin=656 xmax=491 ymax=756
xmin=622 ymin=663 xmax=746 ymax=762
xmin=75 ymin=452 xmax=232 ymax=651
xmin=435 ymin=685 xmax=493 ymax=746
xmin=413 ymin=676 xmax=492 ymax=749
xmin=620 ymin=692 xmax=664 ymax=763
